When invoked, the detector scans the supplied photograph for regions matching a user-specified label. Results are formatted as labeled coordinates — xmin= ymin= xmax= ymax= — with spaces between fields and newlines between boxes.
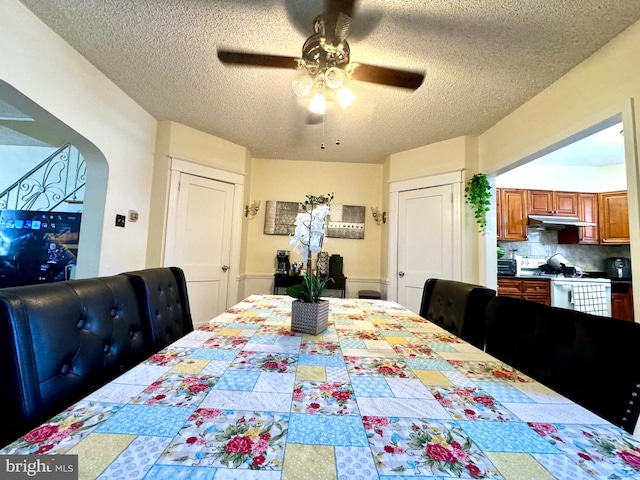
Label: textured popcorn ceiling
xmin=16 ymin=0 xmax=640 ymax=163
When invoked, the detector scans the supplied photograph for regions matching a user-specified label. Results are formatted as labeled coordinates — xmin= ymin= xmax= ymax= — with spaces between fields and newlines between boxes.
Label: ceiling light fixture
xmin=336 ymin=86 xmax=355 ymax=108
xmin=289 ymin=17 xmax=357 ymax=115
xmin=308 ymin=91 xmax=326 ymax=115
xmin=292 ymin=72 xmax=354 ymax=114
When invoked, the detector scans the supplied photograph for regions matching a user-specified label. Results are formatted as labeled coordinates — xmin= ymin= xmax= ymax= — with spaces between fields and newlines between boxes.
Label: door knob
xmin=398 ymin=271 xmax=405 ymax=277
xmin=222 ymin=265 xmax=230 ymax=272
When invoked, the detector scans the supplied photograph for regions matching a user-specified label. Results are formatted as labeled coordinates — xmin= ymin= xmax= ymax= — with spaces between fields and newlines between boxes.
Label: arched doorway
xmin=0 ymin=80 xmax=107 ymax=282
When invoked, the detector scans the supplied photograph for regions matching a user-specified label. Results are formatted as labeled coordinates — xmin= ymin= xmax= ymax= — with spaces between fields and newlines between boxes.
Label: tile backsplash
xmin=498 ymin=229 xmax=631 ymax=272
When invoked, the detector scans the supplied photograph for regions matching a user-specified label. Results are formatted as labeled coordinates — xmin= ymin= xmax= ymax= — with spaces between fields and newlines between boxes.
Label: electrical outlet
xmin=128 ymin=210 xmax=139 ymax=222
xmin=115 ymin=214 xmax=126 ymax=227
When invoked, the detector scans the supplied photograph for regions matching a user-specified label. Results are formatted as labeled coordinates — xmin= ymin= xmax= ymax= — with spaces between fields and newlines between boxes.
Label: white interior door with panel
xmin=164 ymin=169 xmax=236 ymax=326
xmin=389 ymin=171 xmax=461 ymax=313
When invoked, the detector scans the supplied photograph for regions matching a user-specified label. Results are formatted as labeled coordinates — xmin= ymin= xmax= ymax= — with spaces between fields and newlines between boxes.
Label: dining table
xmin=2 ymin=294 xmax=640 ymax=479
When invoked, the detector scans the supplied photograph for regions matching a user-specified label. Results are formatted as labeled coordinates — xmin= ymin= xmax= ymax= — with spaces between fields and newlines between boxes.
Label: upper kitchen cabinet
xmin=527 ymin=190 xmax=578 ymax=216
xmin=558 ymin=192 xmax=599 ymax=245
xmin=599 ymin=190 xmax=630 ymax=244
xmin=497 ymin=188 xmax=528 ymax=241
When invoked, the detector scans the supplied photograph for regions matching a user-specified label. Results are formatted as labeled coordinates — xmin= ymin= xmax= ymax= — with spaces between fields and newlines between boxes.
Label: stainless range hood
xmin=528 ymin=215 xmax=596 ymax=229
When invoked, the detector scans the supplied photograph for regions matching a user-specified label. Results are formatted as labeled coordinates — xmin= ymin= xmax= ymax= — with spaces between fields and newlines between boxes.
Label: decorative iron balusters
xmin=0 ymin=143 xmax=86 ymax=211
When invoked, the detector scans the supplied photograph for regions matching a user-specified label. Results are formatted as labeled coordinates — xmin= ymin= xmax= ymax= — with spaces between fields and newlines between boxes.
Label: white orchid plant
xmin=287 ymin=193 xmax=334 ymax=303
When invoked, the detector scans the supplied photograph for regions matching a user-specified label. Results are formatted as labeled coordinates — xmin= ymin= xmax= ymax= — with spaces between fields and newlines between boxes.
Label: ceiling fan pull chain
xmin=336 ymin=106 xmax=341 ymax=145
xmin=321 ymin=111 xmax=326 ymax=149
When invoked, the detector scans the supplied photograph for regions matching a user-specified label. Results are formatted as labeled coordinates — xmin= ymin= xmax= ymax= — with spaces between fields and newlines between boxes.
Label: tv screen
xmin=0 ymin=210 xmax=82 ymax=288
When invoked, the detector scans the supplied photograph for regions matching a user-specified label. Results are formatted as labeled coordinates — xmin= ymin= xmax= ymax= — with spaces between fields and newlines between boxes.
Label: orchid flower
xmin=287 ymin=193 xmax=334 ymax=303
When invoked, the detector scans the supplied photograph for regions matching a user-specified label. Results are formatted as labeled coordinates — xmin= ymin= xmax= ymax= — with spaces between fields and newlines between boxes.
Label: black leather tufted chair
xmin=124 ymin=267 xmax=193 ymax=351
xmin=485 ymin=295 xmax=640 ymax=434
xmin=419 ymin=278 xmax=496 ymax=349
xmin=0 ymin=275 xmax=149 ymax=446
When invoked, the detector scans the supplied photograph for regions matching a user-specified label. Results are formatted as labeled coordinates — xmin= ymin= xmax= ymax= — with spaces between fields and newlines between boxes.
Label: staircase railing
xmin=0 ymin=143 xmax=86 ymax=211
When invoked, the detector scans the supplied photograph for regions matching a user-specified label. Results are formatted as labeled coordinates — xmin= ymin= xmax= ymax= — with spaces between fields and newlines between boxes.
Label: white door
xmin=397 ymin=185 xmax=454 ymax=313
xmin=165 ymin=173 xmax=234 ymax=326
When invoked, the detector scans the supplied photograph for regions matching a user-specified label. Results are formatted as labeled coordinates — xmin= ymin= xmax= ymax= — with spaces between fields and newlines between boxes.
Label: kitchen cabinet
xmin=497 ymin=188 xmax=528 ymax=241
xmin=528 ymin=190 xmax=578 ymax=216
xmin=497 ymin=278 xmax=550 ymax=305
xmin=611 ymin=282 xmax=634 ymax=321
xmin=557 ymin=192 xmax=599 ymax=244
xmin=599 ymin=190 xmax=630 ymax=244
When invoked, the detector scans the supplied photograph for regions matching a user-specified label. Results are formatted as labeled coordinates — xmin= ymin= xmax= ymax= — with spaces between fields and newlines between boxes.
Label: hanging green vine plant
xmin=464 ymin=173 xmax=492 ymax=233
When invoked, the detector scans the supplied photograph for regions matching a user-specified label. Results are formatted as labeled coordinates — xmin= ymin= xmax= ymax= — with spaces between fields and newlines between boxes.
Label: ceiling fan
xmin=217 ymin=0 xmax=425 ymax=114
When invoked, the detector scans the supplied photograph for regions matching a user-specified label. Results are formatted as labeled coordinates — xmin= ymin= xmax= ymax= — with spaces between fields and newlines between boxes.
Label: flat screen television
xmin=0 ymin=210 xmax=82 ymax=288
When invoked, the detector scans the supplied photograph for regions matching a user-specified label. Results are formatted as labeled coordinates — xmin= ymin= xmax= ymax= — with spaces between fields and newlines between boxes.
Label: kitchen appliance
xmin=515 ymin=256 xmax=548 ymax=276
xmin=497 ymin=258 xmax=517 ymax=276
xmin=528 ymin=215 xmax=596 ymax=229
xmin=276 ymin=250 xmax=290 ymax=274
xmin=605 ymin=257 xmax=632 ymax=279
xmin=547 ymin=253 xmax=570 ymax=271
xmin=513 ymin=255 xmax=612 ymax=315
xmin=550 ymin=277 xmax=611 ymax=316
xmin=546 ymin=253 xmax=583 ymax=276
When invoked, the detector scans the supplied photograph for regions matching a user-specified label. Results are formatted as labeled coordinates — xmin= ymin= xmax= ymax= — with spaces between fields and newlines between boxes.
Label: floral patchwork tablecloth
xmin=3 ymin=295 xmax=640 ymax=479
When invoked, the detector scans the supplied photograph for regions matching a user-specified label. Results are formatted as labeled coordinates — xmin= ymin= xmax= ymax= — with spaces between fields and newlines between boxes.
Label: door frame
xmin=388 ymin=170 xmax=463 ymax=303
xmin=164 ymin=157 xmax=244 ymax=310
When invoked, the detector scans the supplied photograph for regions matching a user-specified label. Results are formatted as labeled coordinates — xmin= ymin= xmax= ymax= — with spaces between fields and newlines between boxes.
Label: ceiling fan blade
xmin=349 ymin=63 xmax=425 ymax=90
xmin=217 ymin=50 xmax=300 ymax=69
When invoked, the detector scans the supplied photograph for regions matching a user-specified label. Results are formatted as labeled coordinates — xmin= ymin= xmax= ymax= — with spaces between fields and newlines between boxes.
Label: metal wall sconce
xmin=245 ymin=200 xmax=261 ymax=219
xmin=371 ymin=206 xmax=387 ymax=225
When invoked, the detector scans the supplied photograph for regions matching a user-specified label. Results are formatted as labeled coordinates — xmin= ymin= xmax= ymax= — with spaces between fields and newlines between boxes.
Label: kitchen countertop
xmin=498 ymin=275 xmax=551 ymax=280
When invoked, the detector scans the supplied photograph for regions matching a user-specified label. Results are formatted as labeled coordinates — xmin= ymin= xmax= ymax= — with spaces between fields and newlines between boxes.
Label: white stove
xmin=514 ymin=256 xmax=611 ymax=316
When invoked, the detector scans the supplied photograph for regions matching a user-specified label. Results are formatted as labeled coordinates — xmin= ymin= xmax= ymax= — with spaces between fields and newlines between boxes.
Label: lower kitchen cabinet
xmin=497 ymin=278 xmax=550 ymax=305
xmin=611 ymin=282 xmax=634 ymax=321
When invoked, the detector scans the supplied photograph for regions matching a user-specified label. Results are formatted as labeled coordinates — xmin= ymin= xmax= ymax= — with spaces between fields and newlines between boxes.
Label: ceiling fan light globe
xmin=309 ymin=92 xmax=326 ymax=115
xmin=325 ymin=67 xmax=344 ymax=89
xmin=292 ymin=75 xmax=314 ymax=97
xmin=337 ymin=86 xmax=355 ymax=108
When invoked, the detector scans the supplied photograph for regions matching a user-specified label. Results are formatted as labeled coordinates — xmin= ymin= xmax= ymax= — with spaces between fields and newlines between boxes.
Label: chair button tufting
xmin=110 ymin=309 xmax=117 ymax=317
xmin=61 ymin=364 xmax=71 ymax=375
xmin=77 ymin=319 xmax=85 ymax=329
xmin=104 ymin=344 xmax=111 ymax=354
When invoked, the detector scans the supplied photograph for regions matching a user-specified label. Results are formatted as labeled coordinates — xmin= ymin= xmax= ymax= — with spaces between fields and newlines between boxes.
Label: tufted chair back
xmin=124 ymin=267 xmax=193 ymax=351
xmin=485 ymin=295 xmax=640 ymax=434
xmin=0 ymin=275 xmax=148 ymax=446
xmin=419 ymin=278 xmax=496 ymax=349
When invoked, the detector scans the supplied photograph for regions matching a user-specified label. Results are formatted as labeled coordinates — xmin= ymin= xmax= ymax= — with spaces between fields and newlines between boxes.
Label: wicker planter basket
xmin=291 ymin=299 xmax=329 ymax=335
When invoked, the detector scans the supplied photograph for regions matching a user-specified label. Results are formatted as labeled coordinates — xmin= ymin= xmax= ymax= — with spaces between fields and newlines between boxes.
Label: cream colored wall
xmin=147 ymin=121 xmax=249 ymax=267
xmin=1 ymin=0 xmax=157 ymax=277
xmin=389 ymin=136 xmax=468 ymax=182
xmin=379 ymin=157 xmax=391 ymax=287
xmin=496 ymin=163 xmax=627 ymax=192
xmin=243 ymin=158 xmax=383 ymax=297
xmin=239 ymin=148 xmax=254 ymax=275
xmin=162 ymin=122 xmax=247 ymax=175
